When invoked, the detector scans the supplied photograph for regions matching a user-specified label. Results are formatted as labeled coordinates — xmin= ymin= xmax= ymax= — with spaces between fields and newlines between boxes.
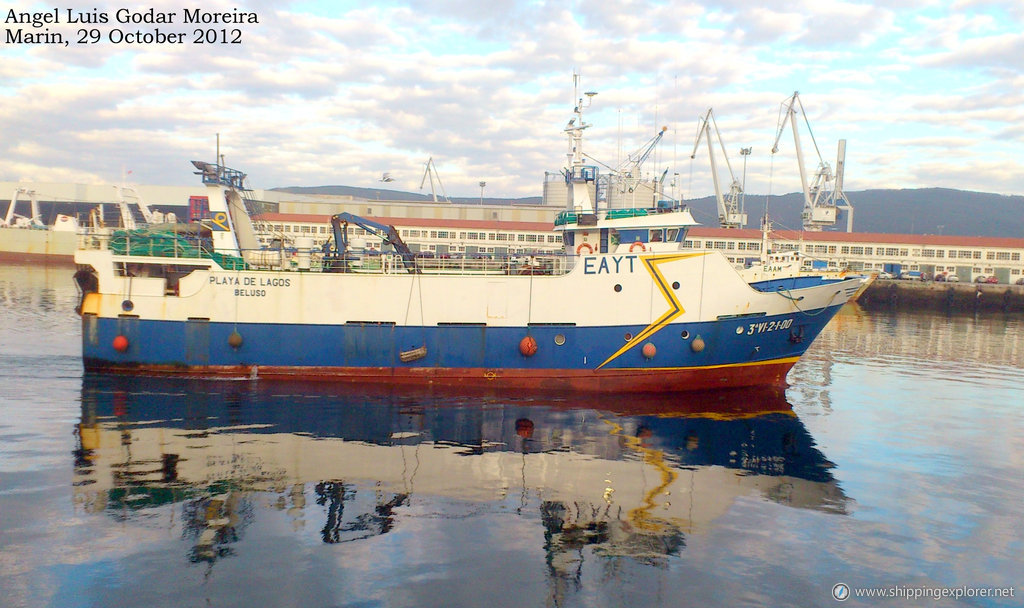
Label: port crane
xmin=771 ymin=92 xmax=853 ymax=231
xmin=690 ymin=109 xmax=747 ymax=229
xmin=420 ymin=157 xmax=451 ymax=203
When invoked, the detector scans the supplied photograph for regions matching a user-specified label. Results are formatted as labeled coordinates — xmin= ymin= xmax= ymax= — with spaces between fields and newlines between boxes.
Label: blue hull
xmin=81 ymin=304 xmax=844 ymax=391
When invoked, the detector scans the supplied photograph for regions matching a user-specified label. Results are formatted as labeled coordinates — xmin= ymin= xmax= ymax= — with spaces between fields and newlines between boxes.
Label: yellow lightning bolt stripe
xmin=596 ymin=252 xmax=708 ymax=369
xmin=600 ymin=415 xmax=680 ymax=532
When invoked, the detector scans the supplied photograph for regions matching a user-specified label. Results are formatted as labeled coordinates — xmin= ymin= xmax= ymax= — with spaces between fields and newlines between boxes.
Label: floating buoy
xmin=228 ymin=331 xmax=243 ymax=349
xmin=691 ymin=335 xmax=705 ymax=352
xmin=515 ymin=418 xmax=534 ymax=439
xmin=112 ymin=335 xmax=129 ymax=352
xmin=519 ymin=335 xmax=538 ymax=357
xmin=642 ymin=342 xmax=657 ymax=359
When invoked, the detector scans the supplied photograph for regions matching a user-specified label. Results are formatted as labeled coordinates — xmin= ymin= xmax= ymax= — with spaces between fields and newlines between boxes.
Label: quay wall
xmin=858 ymin=279 xmax=1024 ymax=313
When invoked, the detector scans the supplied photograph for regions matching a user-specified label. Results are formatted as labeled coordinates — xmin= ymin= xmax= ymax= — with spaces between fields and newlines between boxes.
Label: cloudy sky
xmin=2 ymin=0 xmax=1022 ymax=200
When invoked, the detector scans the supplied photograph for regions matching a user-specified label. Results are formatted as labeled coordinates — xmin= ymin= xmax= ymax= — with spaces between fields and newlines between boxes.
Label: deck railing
xmin=77 ymin=226 xmax=579 ymax=277
xmin=283 ymin=251 xmax=579 ymax=277
xmin=77 ymin=227 xmax=246 ymax=270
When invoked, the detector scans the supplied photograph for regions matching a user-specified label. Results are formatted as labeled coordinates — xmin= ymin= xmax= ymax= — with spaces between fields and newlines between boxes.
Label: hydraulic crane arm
xmin=330 ymin=212 xmax=419 ymax=272
xmin=622 ymin=126 xmax=667 ymax=175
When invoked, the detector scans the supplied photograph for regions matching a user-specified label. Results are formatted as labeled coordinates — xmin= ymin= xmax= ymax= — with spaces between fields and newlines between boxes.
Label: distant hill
xmin=274 ymin=186 xmax=1024 ymax=238
xmin=684 ymin=188 xmax=1024 ymax=238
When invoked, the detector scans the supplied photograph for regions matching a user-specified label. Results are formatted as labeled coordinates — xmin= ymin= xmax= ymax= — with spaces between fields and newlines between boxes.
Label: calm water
xmin=1 ymin=262 xmax=1021 ymax=608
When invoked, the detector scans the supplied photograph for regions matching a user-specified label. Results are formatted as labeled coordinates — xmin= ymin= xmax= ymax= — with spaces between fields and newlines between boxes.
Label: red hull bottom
xmin=84 ymin=357 xmax=800 ymax=393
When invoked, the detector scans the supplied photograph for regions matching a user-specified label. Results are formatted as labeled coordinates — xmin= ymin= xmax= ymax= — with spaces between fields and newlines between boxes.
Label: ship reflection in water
xmin=73 ymin=376 xmax=847 ymax=596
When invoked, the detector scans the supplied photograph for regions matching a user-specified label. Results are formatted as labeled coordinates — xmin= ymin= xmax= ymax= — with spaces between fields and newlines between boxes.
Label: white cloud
xmin=1 ymin=0 xmax=1023 ymax=196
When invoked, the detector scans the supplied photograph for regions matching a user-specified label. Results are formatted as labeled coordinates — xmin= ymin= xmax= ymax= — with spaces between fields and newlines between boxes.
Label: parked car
xmin=1016 ymin=277 xmax=1024 ymax=285
xmin=985 ymin=276 xmax=999 ymax=284
xmin=947 ymin=274 xmax=960 ymax=282
xmin=935 ymin=273 xmax=947 ymax=282
xmin=878 ymin=271 xmax=894 ymax=279
xmin=974 ymin=275 xmax=989 ymax=283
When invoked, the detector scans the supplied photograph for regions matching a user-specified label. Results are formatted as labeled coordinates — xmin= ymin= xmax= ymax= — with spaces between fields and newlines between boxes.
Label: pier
xmin=858 ymin=279 xmax=1024 ymax=313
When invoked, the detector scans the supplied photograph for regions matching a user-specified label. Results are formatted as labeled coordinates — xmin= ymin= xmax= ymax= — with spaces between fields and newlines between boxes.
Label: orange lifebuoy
xmin=576 ymin=243 xmax=594 ymax=255
xmin=629 ymin=241 xmax=647 ymax=253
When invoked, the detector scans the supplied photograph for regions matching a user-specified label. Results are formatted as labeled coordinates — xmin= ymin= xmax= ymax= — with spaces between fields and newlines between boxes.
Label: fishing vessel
xmin=0 ymin=187 xmax=79 ymax=261
xmin=73 ymin=82 xmax=870 ymax=392
xmin=0 ymin=182 xmax=178 ymax=262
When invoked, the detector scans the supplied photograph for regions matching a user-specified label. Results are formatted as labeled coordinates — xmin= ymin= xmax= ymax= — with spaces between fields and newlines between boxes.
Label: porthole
xmin=680 ymin=330 xmax=690 ymax=340
xmin=672 ymin=281 xmax=680 ymax=290
xmin=554 ymin=334 xmax=566 ymax=346
xmin=624 ymin=332 xmax=633 ymax=341
xmin=614 ymin=284 xmax=622 ymax=292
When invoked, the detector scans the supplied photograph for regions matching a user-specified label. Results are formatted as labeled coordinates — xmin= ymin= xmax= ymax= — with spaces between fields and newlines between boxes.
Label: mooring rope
xmin=777 ymin=285 xmax=843 ymax=316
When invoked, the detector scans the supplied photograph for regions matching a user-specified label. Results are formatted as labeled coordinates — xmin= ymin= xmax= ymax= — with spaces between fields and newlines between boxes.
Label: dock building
xmin=3 ymin=180 xmax=1024 ymax=283
xmin=257 ymin=205 xmax=1024 ymax=284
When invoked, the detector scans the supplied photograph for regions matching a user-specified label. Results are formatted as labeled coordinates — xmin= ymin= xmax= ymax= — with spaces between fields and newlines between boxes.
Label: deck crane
xmin=327 ymin=212 xmax=419 ymax=273
xmin=606 ymin=126 xmax=668 ymax=207
xmin=620 ymin=126 xmax=667 ymax=177
xmin=771 ymin=92 xmax=853 ymax=231
xmin=690 ymin=109 xmax=747 ymax=229
xmin=420 ymin=157 xmax=451 ymax=203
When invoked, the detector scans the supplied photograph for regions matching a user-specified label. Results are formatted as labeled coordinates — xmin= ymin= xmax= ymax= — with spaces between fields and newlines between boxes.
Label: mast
xmin=190 ymin=159 xmax=259 ymax=256
xmin=564 ymin=73 xmax=598 ymax=213
xmin=760 ymin=213 xmax=771 ymax=264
